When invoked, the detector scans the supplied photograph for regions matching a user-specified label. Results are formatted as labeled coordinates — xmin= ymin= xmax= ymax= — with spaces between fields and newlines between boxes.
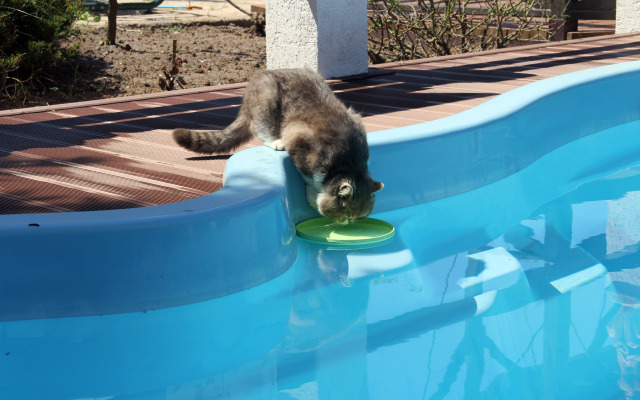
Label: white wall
xmin=617 ymin=0 xmax=640 ymax=33
xmin=265 ymin=0 xmax=368 ymax=78
xmin=265 ymin=1 xmax=318 ymax=72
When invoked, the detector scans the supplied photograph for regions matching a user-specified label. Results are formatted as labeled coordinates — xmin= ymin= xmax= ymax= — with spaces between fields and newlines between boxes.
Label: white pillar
xmin=616 ymin=0 xmax=640 ymax=33
xmin=265 ymin=0 xmax=368 ymax=79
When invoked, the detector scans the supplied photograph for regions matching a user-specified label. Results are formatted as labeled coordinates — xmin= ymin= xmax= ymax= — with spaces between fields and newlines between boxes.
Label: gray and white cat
xmin=173 ymin=68 xmax=383 ymax=224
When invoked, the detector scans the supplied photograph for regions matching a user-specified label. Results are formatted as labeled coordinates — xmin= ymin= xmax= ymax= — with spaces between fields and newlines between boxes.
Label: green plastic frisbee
xmin=296 ymin=217 xmax=395 ymax=245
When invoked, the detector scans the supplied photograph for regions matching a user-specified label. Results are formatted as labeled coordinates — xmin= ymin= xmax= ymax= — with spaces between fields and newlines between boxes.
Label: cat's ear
xmin=338 ymin=182 xmax=353 ymax=199
xmin=371 ymin=180 xmax=384 ymax=193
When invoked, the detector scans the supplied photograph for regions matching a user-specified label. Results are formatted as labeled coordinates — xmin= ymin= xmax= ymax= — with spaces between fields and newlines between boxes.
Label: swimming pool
xmin=1 ymin=60 xmax=640 ymax=399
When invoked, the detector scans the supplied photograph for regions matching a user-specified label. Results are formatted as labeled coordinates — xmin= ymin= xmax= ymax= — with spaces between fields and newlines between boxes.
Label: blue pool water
xmin=2 ymin=62 xmax=640 ymax=399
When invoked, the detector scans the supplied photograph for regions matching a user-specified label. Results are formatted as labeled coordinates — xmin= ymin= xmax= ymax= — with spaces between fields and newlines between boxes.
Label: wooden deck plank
xmin=1 ymin=33 xmax=640 ymax=214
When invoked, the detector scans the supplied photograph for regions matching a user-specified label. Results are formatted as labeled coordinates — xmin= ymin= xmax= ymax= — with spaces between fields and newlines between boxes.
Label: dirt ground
xmin=0 ymin=22 xmax=266 ymax=110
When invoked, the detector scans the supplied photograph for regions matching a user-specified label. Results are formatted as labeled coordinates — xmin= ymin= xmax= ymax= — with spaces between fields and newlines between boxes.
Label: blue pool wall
xmin=365 ymin=60 xmax=640 ymax=213
xmin=1 ymin=60 xmax=639 ymax=321
xmin=0 ymin=146 xmax=297 ymax=320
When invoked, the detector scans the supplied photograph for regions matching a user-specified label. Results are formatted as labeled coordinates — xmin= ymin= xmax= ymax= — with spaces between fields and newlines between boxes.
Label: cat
xmin=173 ymin=68 xmax=383 ymax=224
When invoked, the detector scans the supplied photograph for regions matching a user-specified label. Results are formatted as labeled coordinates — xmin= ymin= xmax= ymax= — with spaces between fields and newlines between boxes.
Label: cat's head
xmin=317 ymin=175 xmax=384 ymax=224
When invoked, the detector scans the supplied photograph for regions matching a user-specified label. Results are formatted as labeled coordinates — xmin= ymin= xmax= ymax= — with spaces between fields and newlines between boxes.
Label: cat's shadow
xmin=186 ymin=155 xmax=232 ymax=161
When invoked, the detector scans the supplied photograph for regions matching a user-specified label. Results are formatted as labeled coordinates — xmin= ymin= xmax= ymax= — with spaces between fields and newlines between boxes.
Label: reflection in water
xmin=275 ymin=163 xmax=640 ymax=399
xmin=278 ymin=246 xmax=369 ymax=399
xmin=428 ymin=259 xmax=520 ymax=400
xmin=608 ymin=304 xmax=640 ymax=400
xmin=561 ymin=174 xmax=640 ymax=400
xmin=604 ymin=193 xmax=640 ymax=400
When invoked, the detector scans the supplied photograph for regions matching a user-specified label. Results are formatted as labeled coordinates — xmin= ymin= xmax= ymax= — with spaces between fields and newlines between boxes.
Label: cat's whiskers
xmin=322 ymin=222 xmax=341 ymax=234
xmin=332 ymin=222 xmax=349 ymax=232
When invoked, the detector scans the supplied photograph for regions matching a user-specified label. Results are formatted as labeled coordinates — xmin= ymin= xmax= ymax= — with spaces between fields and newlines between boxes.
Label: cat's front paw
xmin=306 ymin=185 xmax=319 ymax=209
xmin=268 ymin=139 xmax=286 ymax=151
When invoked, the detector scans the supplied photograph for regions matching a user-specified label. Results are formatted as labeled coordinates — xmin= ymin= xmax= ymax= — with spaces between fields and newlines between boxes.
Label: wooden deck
xmin=2 ymin=32 xmax=640 ymax=215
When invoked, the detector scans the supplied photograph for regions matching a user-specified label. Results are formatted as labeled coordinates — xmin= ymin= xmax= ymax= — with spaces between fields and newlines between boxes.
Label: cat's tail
xmin=173 ymin=114 xmax=252 ymax=154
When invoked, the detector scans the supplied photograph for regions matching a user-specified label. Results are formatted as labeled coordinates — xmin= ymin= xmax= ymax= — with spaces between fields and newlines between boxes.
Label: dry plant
xmin=159 ymin=57 xmax=186 ymax=91
xmin=368 ymin=0 xmax=566 ymax=63
xmin=158 ymin=40 xmax=186 ymax=91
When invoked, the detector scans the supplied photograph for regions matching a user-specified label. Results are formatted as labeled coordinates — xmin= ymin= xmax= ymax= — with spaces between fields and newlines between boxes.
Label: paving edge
xmin=376 ymin=32 xmax=640 ymax=69
xmin=2 ymin=32 xmax=639 ymax=117
xmin=0 ymin=68 xmax=393 ymax=116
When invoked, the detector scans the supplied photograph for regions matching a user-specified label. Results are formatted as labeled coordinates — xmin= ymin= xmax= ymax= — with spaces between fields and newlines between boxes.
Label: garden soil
xmin=0 ymin=23 xmax=266 ymax=110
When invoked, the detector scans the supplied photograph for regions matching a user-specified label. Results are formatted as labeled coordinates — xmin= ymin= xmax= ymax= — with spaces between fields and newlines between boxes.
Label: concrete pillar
xmin=265 ymin=0 xmax=368 ymax=79
xmin=616 ymin=0 xmax=640 ymax=33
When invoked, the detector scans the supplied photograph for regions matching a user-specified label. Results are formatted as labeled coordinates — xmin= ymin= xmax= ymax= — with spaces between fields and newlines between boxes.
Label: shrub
xmin=368 ymin=0 xmax=565 ymax=63
xmin=0 ymin=0 xmax=83 ymax=95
